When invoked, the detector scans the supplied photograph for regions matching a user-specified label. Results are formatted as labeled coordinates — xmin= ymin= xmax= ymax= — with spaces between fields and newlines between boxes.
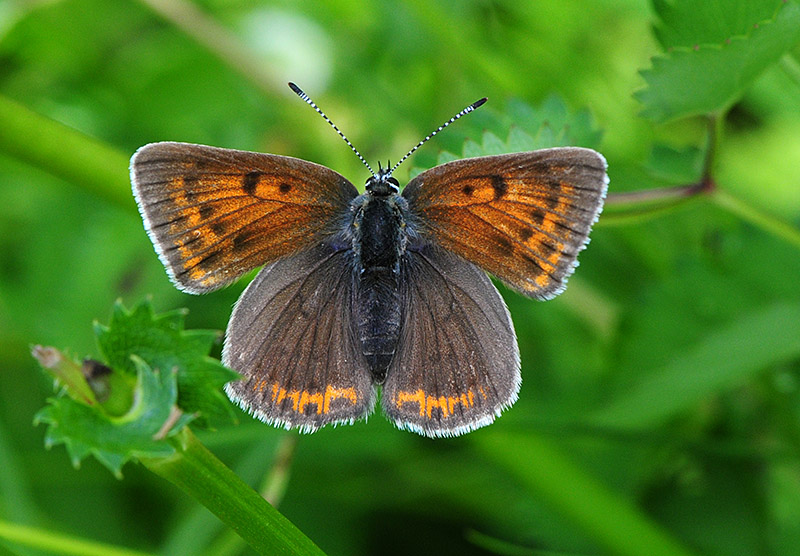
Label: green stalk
xmin=141 ymin=428 xmax=325 ymax=556
xmin=0 ymin=93 xmax=133 ymax=210
xmin=474 ymin=431 xmax=700 ymax=556
xmin=712 ymin=189 xmax=800 ymax=250
xmin=600 ymin=185 xmax=707 ymax=227
xmin=0 ymin=519 xmax=154 ymax=556
xmin=200 ymin=434 xmax=300 ymax=556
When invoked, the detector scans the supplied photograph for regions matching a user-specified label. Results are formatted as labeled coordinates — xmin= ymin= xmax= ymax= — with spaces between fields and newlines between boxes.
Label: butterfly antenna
xmin=288 ymin=82 xmax=376 ymax=177
xmin=388 ymin=96 xmax=487 ymax=176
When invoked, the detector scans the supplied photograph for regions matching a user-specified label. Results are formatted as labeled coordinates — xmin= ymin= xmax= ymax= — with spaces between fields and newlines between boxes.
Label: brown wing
xmin=130 ymin=142 xmax=357 ymax=293
xmin=403 ymin=148 xmax=607 ymax=300
xmin=223 ymin=243 xmax=375 ymax=432
xmin=382 ymin=246 xmax=520 ymax=438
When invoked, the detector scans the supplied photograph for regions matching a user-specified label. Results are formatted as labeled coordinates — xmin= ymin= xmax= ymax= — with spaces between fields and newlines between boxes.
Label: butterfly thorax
xmin=350 ymin=182 xmax=408 ymax=384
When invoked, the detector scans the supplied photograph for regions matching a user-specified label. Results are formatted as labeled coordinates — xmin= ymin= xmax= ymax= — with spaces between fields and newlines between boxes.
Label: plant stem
xmin=0 ymin=93 xmax=133 ymax=210
xmin=475 ymin=431 xmax=701 ymax=556
xmin=0 ymin=519 xmax=155 ymax=556
xmin=141 ymin=428 xmax=325 ymax=556
xmin=712 ymin=189 xmax=800 ymax=250
xmin=600 ymin=184 xmax=707 ymax=226
xmin=703 ymin=112 xmax=722 ymax=182
xmin=261 ymin=434 xmax=298 ymax=506
xmin=201 ymin=434 xmax=300 ymax=556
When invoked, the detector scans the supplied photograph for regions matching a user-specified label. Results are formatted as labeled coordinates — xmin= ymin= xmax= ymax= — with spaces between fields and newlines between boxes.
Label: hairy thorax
xmin=350 ymin=192 xmax=410 ymax=383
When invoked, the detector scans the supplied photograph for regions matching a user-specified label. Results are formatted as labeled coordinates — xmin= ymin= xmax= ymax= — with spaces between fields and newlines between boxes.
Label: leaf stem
xmin=199 ymin=434 xmax=300 ymax=556
xmin=712 ymin=189 xmax=800 ymax=249
xmin=703 ymin=112 xmax=722 ymax=183
xmin=604 ymin=182 xmax=707 ymax=206
xmin=600 ymin=184 xmax=707 ymax=226
xmin=0 ymin=519 xmax=155 ymax=556
xmin=141 ymin=428 xmax=325 ymax=556
xmin=602 ymin=114 xmax=722 ymax=224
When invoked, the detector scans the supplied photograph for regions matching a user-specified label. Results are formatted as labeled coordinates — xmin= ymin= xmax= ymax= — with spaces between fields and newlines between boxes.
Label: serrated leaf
xmin=436 ymin=151 xmax=460 ymax=165
xmin=95 ymin=300 xmax=239 ymax=426
xmin=462 ymin=138 xmax=483 ymax=159
xmin=410 ymin=95 xmax=603 ymax=176
xmin=35 ymin=356 xmax=194 ymax=477
xmin=480 ymin=131 xmax=506 ymax=155
xmin=506 ymin=127 xmax=535 ymax=152
xmin=637 ymin=0 xmax=800 ymax=122
xmin=652 ymin=0 xmax=784 ymax=48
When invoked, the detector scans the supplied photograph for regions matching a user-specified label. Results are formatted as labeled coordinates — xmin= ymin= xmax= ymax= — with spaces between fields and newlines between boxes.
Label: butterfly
xmin=129 ymin=83 xmax=608 ymax=438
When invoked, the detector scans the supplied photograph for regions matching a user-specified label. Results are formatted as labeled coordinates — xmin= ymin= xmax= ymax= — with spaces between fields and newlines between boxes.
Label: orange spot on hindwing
xmin=394 ymin=388 xmax=484 ymax=419
xmin=252 ymin=381 xmax=358 ymax=415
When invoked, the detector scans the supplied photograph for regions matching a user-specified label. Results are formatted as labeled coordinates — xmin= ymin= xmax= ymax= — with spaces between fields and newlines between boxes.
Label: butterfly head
xmin=366 ymin=163 xmax=400 ymax=196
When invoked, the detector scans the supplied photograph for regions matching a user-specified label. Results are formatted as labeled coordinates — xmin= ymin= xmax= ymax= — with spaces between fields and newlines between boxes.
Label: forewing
xmin=403 ymin=147 xmax=608 ymax=299
xmin=130 ymin=141 xmax=358 ymax=293
xmin=223 ymin=243 xmax=375 ymax=432
xmin=382 ymin=246 xmax=520 ymax=438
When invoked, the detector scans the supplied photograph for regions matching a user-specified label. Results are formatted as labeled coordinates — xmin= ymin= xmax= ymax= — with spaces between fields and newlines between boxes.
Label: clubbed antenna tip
xmin=288 ymin=82 xmax=376 ymax=176
xmin=388 ymin=96 xmax=488 ymax=176
xmin=287 ymin=82 xmax=303 ymax=96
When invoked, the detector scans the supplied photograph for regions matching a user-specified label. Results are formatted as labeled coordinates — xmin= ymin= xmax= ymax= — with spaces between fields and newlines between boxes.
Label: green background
xmin=1 ymin=1 xmax=800 ymax=555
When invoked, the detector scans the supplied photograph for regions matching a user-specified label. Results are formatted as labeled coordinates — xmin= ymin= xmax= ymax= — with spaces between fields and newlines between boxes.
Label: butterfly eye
xmin=365 ymin=174 xmax=400 ymax=195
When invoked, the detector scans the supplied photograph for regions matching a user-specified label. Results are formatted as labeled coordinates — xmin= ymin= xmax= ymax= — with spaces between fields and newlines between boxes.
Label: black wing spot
xmin=183 ymin=174 xmax=199 ymax=188
xmin=490 ymin=175 xmax=508 ymax=200
xmin=530 ymin=207 xmax=546 ymax=227
xmin=495 ymin=235 xmax=514 ymax=257
xmin=233 ymin=229 xmax=256 ymax=253
xmin=243 ymin=171 xmax=262 ymax=196
xmin=199 ymin=205 xmax=215 ymax=220
xmin=211 ymin=222 xmax=227 ymax=236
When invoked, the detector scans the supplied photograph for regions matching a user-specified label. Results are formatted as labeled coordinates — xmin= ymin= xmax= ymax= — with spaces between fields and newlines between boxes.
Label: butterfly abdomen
xmin=352 ymin=195 xmax=407 ymax=383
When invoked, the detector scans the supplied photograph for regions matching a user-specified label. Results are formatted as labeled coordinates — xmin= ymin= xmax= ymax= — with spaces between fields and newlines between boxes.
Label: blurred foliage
xmin=1 ymin=1 xmax=800 ymax=555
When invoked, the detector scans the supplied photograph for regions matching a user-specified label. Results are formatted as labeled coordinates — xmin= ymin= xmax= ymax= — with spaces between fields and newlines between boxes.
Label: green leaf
xmin=95 ymin=300 xmax=239 ymax=426
xmin=636 ymin=0 xmax=800 ymax=122
xmin=646 ymin=144 xmax=705 ymax=183
xmin=35 ymin=356 xmax=194 ymax=478
xmin=652 ymin=0 xmax=785 ymax=48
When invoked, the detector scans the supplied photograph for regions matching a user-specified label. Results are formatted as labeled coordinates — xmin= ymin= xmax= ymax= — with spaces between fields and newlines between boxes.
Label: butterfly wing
xmin=403 ymin=147 xmax=607 ymax=300
xmin=381 ymin=245 xmax=520 ymax=437
xmin=130 ymin=141 xmax=358 ymax=293
xmin=223 ymin=243 xmax=375 ymax=432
